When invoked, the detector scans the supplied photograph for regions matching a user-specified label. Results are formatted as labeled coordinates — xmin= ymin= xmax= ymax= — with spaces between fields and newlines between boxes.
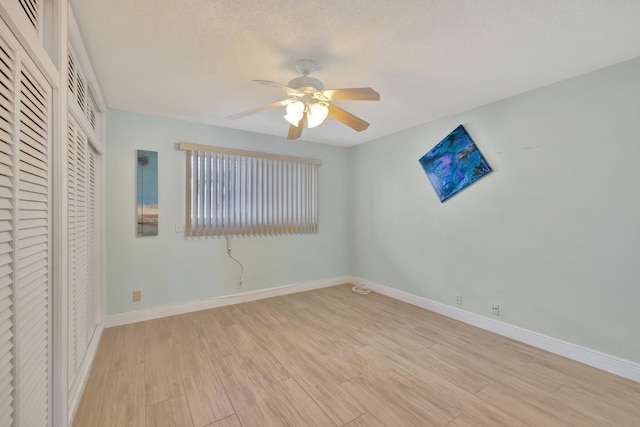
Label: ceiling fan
xmin=228 ymin=59 xmax=380 ymax=140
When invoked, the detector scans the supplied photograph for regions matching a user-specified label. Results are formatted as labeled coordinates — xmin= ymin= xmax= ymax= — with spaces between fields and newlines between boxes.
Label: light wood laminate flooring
xmin=73 ymin=284 xmax=640 ymax=426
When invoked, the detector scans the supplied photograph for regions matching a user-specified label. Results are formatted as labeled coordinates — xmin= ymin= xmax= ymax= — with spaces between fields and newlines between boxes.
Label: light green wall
xmin=350 ymin=57 xmax=640 ymax=363
xmin=106 ymin=110 xmax=350 ymax=314
xmin=107 ymin=57 xmax=640 ymax=364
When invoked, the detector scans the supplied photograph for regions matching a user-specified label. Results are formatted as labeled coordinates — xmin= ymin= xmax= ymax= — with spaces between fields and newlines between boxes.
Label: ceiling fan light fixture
xmin=306 ymin=102 xmax=329 ymax=128
xmin=284 ymin=100 xmax=305 ymax=126
xmin=229 ymin=59 xmax=379 ymax=140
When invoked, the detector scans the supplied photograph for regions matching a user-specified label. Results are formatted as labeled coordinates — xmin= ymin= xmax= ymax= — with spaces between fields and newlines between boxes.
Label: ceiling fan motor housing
xmin=287 ymin=76 xmax=324 ymax=91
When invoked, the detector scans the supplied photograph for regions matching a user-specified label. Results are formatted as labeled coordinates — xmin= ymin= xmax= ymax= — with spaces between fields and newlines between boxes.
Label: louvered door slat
xmin=0 ymin=100 xmax=13 ymax=124
xmin=17 ymin=199 xmax=47 ymax=212
xmin=0 ymin=29 xmax=15 ymax=427
xmin=0 ymin=139 xmax=13 ymax=155
xmin=18 ymin=191 xmax=45 ymax=203
xmin=19 ymin=120 xmax=46 ymax=150
xmin=0 ymin=199 xmax=10 ymax=211
xmin=19 ymin=118 xmax=46 ymax=147
xmin=20 ymin=153 xmax=46 ymax=177
xmin=0 ymin=152 xmax=12 ymax=170
xmin=16 ymin=209 xmax=46 ymax=220
xmin=76 ymin=73 xmax=85 ymax=112
xmin=15 ymin=47 xmax=51 ymax=427
xmin=0 ymin=265 xmax=10 ymax=281
xmin=18 ymin=0 xmax=39 ymax=32
xmin=0 ymin=59 xmax=14 ymax=86
xmin=15 ymin=226 xmax=41 ymax=239
xmin=74 ymin=129 xmax=87 ymax=364
xmin=0 ymin=182 xmax=11 ymax=197
xmin=19 ymin=218 xmax=46 ymax=229
xmin=0 ymin=253 xmax=11 ymax=266
xmin=18 ymin=168 xmax=47 ymax=188
xmin=0 ymin=187 xmax=11 ymax=200
xmin=19 ymin=181 xmax=46 ymax=196
xmin=87 ymin=148 xmax=97 ymax=344
xmin=0 ymin=123 xmax=12 ymax=141
xmin=20 ymin=71 xmax=46 ymax=113
xmin=18 ymin=311 xmax=46 ymax=351
xmin=19 ymin=93 xmax=46 ymax=130
xmin=17 ymin=244 xmax=46 ymax=267
xmin=19 ymin=131 xmax=46 ymax=158
xmin=18 ymin=234 xmax=47 ymax=250
xmin=67 ymin=53 xmax=75 ymax=93
xmin=67 ymin=119 xmax=77 ymax=380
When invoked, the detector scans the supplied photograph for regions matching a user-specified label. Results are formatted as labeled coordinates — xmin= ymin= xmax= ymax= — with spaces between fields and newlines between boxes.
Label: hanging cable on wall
xmin=226 ymin=236 xmax=244 ymax=288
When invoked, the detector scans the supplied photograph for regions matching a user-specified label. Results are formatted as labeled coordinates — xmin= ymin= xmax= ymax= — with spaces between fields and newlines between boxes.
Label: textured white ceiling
xmin=70 ymin=0 xmax=640 ymax=147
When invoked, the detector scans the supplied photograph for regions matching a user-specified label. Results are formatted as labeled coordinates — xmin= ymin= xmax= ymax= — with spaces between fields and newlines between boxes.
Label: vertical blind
xmin=179 ymin=143 xmax=320 ymax=237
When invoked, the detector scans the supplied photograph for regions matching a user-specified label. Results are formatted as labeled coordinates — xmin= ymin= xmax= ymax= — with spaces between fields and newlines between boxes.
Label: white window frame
xmin=179 ymin=142 xmax=320 ymax=237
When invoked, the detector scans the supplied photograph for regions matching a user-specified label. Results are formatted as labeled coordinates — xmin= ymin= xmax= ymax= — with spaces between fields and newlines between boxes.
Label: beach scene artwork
xmin=137 ymin=150 xmax=158 ymax=236
xmin=419 ymin=125 xmax=492 ymax=202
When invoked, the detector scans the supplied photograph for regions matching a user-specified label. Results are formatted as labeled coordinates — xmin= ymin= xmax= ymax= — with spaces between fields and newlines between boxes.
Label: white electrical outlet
xmin=491 ymin=304 xmax=500 ymax=316
xmin=237 ymin=280 xmax=243 ymax=289
xmin=455 ymin=294 xmax=462 ymax=305
xmin=175 ymin=222 xmax=183 ymax=233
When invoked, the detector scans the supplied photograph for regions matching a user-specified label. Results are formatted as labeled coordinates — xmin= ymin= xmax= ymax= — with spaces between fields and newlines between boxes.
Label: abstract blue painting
xmin=419 ymin=125 xmax=492 ymax=202
xmin=137 ymin=150 xmax=158 ymax=236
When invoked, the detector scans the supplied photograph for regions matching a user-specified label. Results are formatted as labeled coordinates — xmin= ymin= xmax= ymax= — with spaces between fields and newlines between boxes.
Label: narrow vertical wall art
xmin=137 ymin=150 xmax=158 ymax=236
xmin=419 ymin=125 xmax=492 ymax=202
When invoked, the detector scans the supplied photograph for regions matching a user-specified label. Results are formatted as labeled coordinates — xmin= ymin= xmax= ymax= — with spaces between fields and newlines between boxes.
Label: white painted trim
xmin=0 ymin=1 xmax=59 ymax=87
xmin=67 ymin=323 xmax=104 ymax=426
xmin=52 ymin=1 xmax=70 ymax=425
xmin=350 ymin=277 xmax=640 ymax=383
xmin=106 ymin=277 xmax=352 ymax=328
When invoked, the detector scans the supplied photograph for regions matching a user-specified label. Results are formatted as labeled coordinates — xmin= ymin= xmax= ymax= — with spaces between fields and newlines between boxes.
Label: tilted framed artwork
xmin=419 ymin=125 xmax=492 ymax=202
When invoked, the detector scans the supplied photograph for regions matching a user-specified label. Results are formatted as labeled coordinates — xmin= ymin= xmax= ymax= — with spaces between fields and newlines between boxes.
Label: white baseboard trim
xmin=67 ymin=322 xmax=105 ymax=425
xmin=106 ymin=276 xmax=352 ymax=328
xmin=351 ymin=276 xmax=640 ymax=383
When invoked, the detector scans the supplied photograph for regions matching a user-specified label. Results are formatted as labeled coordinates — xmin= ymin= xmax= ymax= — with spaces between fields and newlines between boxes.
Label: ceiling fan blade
xmin=227 ymin=99 xmax=292 ymax=120
xmin=319 ymin=88 xmax=380 ymax=101
xmin=327 ymin=104 xmax=369 ymax=131
xmin=287 ymin=112 xmax=306 ymax=140
xmin=253 ymin=80 xmax=302 ymax=96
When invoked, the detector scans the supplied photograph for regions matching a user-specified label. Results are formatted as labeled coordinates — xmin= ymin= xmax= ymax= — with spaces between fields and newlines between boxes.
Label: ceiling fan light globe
xmin=284 ymin=101 xmax=305 ymax=126
xmin=307 ymin=102 xmax=329 ymax=128
xmin=284 ymin=113 xmax=302 ymax=126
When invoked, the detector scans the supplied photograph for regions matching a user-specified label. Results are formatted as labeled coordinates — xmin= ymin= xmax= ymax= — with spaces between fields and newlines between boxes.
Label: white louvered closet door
xmin=0 ymin=18 xmax=52 ymax=427
xmin=67 ymin=116 xmax=98 ymax=390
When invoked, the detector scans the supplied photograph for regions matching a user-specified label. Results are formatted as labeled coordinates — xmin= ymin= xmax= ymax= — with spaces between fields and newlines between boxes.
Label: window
xmin=179 ymin=143 xmax=320 ymax=237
